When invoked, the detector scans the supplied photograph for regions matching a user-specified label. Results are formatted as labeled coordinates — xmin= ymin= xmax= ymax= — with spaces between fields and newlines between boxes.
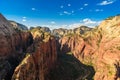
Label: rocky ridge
xmin=59 ymin=15 xmax=120 ymax=80
xmin=0 ymin=13 xmax=33 ymax=80
xmin=9 ymin=20 xmax=28 ymax=30
xmin=0 ymin=13 xmax=120 ymax=80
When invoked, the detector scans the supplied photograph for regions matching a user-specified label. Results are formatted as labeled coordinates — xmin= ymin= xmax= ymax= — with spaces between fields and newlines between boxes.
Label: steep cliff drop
xmin=0 ymin=13 xmax=33 ymax=80
xmin=12 ymin=28 xmax=57 ymax=80
xmin=59 ymin=16 xmax=120 ymax=80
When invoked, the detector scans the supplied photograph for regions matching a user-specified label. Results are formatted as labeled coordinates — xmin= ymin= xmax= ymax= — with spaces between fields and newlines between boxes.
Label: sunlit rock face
xmin=59 ymin=16 xmax=120 ymax=80
xmin=9 ymin=20 xmax=28 ymax=30
xmin=12 ymin=29 xmax=57 ymax=80
xmin=52 ymin=26 xmax=92 ymax=38
xmin=0 ymin=14 xmax=33 ymax=80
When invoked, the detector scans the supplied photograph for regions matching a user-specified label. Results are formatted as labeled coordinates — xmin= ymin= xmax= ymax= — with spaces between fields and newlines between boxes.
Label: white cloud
xmin=60 ymin=5 xmax=64 ymax=8
xmin=95 ymin=9 xmax=103 ymax=12
xmin=59 ymin=10 xmax=74 ymax=15
xmin=41 ymin=25 xmax=59 ymax=30
xmin=63 ymin=11 xmax=71 ymax=15
xmin=89 ymin=9 xmax=103 ymax=12
xmin=71 ymin=10 xmax=74 ymax=13
xmin=22 ymin=19 xmax=26 ymax=22
xmin=23 ymin=17 xmax=26 ymax=19
xmin=50 ymin=21 xmax=56 ymax=24
xmin=57 ymin=18 xmax=101 ymax=29
xmin=81 ymin=18 xmax=101 ymax=27
xmin=31 ymin=8 xmax=36 ymax=11
xmin=67 ymin=18 xmax=101 ymax=29
xmin=40 ymin=19 xmax=101 ymax=29
xmin=97 ymin=0 xmax=116 ymax=5
xmin=80 ymin=8 xmax=84 ymax=10
xmin=68 ymin=4 xmax=71 ymax=7
xmin=84 ymin=4 xmax=88 ymax=6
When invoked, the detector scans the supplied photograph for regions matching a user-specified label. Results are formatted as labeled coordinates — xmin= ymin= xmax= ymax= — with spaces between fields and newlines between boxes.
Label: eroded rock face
xmin=59 ymin=16 xmax=120 ymax=80
xmin=0 ymin=14 xmax=33 ymax=80
xmin=52 ymin=26 xmax=92 ymax=38
xmin=9 ymin=20 xmax=28 ymax=30
xmin=12 ymin=29 xmax=57 ymax=80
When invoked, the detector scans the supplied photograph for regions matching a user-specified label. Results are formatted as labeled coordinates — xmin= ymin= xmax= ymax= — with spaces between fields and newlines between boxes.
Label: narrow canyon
xmin=0 ymin=13 xmax=120 ymax=80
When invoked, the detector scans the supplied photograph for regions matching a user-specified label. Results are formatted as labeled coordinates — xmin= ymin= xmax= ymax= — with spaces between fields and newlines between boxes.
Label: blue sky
xmin=0 ymin=0 xmax=120 ymax=29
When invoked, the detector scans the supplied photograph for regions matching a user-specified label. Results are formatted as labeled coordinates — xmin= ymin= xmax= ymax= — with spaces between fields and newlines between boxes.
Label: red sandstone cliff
xmin=12 ymin=29 xmax=57 ymax=80
xmin=59 ymin=16 xmax=120 ymax=80
xmin=0 ymin=14 xmax=33 ymax=79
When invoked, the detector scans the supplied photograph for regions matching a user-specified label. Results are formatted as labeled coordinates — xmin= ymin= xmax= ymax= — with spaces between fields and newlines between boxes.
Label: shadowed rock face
xmin=59 ymin=16 xmax=120 ymax=80
xmin=12 ymin=29 xmax=57 ymax=80
xmin=9 ymin=20 xmax=28 ymax=30
xmin=0 ymin=14 xmax=33 ymax=80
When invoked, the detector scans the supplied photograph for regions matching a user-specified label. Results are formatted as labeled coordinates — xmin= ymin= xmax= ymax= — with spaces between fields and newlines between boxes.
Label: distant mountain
xmin=30 ymin=26 xmax=51 ymax=33
xmin=52 ymin=26 xmax=92 ymax=37
xmin=9 ymin=20 xmax=28 ymax=30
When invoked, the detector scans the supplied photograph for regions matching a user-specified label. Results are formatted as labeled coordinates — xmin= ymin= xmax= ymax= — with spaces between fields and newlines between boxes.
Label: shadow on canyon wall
xmin=47 ymin=53 xmax=95 ymax=80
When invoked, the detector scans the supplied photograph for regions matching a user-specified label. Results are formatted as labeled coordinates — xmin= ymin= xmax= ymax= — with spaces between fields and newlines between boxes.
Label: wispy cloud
xmin=79 ymin=3 xmax=88 ymax=11
xmin=89 ymin=9 xmax=104 ymax=12
xmin=80 ymin=18 xmax=101 ymax=27
xmin=31 ymin=8 xmax=36 ymax=11
xmin=68 ymin=4 xmax=71 ymax=7
xmin=57 ymin=18 xmax=101 ymax=29
xmin=60 ymin=5 xmax=64 ymax=8
xmin=71 ymin=10 xmax=74 ymax=13
xmin=67 ymin=18 xmax=101 ymax=28
xmin=22 ymin=17 xmax=27 ymax=22
xmin=50 ymin=21 xmax=56 ymax=24
xmin=95 ymin=9 xmax=103 ymax=12
xmin=22 ymin=19 xmax=26 ymax=22
xmin=63 ymin=11 xmax=71 ymax=15
xmin=84 ymin=3 xmax=88 ymax=6
xmin=40 ymin=19 xmax=101 ymax=30
xmin=59 ymin=10 xmax=74 ymax=15
xmin=22 ymin=17 xmax=26 ymax=19
xmin=97 ymin=0 xmax=116 ymax=5
xmin=79 ymin=8 xmax=84 ymax=10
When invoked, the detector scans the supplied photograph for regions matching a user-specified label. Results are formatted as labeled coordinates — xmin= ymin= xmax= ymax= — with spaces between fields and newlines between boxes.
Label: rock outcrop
xmin=9 ymin=20 xmax=28 ymax=30
xmin=59 ymin=15 xmax=120 ymax=80
xmin=12 ymin=29 xmax=57 ymax=80
xmin=0 ymin=13 xmax=33 ymax=80
xmin=52 ymin=26 xmax=92 ymax=37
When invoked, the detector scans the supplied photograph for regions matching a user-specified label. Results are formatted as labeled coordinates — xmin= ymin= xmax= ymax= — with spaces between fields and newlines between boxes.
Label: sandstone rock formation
xmin=12 ymin=29 xmax=57 ymax=80
xmin=30 ymin=26 xmax=51 ymax=33
xmin=1 ymin=13 xmax=120 ymax=80
xmin=0 ymin=13 xmax=33 ymax=80
xmin=52 ymin=26 xmax=92 ymax=37
xmin=59 ymin=15 xmax=120 ymax=80
xmin=9 ymin=20 xmax=28 ymax=30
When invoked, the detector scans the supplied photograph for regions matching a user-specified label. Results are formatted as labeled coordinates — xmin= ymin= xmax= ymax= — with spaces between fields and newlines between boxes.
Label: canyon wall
xmin=12 ymin=29 xmax=57 ymax=80
xmin=59 ymin=16 xmax=120 ymax=80
xmin=0 ymin=14 xmax=33 ymax=79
